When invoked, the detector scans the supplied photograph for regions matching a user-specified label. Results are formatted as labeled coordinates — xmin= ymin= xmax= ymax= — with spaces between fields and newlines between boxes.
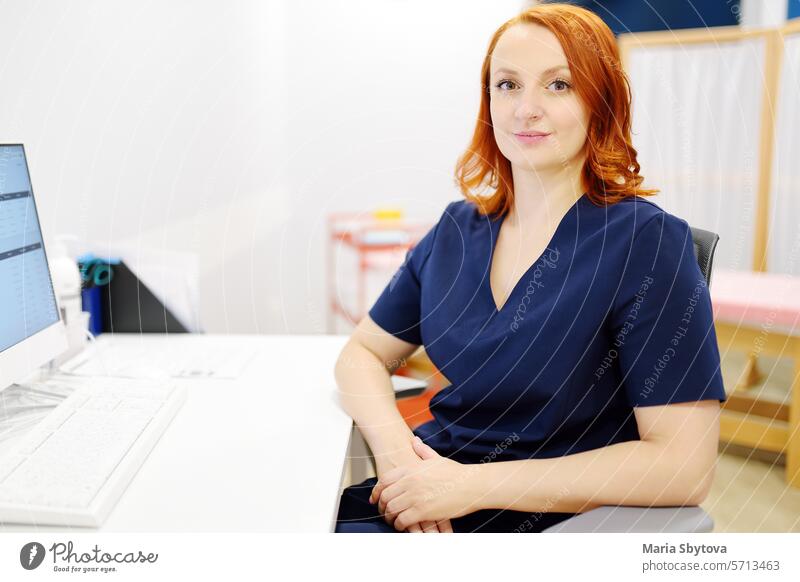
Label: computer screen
xmin=0 ymin=145 xmax=60 ymax=353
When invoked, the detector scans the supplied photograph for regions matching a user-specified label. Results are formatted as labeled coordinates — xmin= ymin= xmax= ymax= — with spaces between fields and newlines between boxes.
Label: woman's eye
xmin=495 ymin=80 xmax=516 ymax=91
xmin=548 ymin=78 xmax=572 ymax=92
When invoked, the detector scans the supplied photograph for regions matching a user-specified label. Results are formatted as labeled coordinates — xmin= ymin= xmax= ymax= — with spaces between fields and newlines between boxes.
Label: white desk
xmin=0 ymin=333 xmax=355 ymax=533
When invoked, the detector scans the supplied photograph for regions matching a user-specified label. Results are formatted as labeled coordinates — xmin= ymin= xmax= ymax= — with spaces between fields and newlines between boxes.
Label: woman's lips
xmin=514 ymin=132 xmax=551 ymax=144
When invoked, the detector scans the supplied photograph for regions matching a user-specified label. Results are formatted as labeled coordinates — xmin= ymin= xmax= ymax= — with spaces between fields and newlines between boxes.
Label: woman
xmin=334 ymin=3 xmax=726 ymax=533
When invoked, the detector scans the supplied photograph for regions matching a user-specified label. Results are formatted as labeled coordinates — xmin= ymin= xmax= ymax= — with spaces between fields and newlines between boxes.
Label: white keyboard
xmin=61 ymin=341 xmax=257 ymax=380
xmin=0 ymin=376 xmax=186 ymax=527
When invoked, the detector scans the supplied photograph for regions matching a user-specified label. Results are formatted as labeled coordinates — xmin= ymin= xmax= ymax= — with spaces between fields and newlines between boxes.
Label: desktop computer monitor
xmin=0 ymin=144 xmax=67 ymax=392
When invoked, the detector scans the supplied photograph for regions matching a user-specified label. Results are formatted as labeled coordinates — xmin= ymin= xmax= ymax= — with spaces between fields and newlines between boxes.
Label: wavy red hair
xmin=454 ymin=3 xmax=658 ymax=217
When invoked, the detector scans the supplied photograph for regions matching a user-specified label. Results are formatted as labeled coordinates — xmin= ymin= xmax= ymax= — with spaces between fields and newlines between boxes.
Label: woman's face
xmin=489 ymin=23 xmax=590 ymax=174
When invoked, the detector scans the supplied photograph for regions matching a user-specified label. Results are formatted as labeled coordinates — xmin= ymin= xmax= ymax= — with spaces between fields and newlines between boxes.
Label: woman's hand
xmin=373 ymin=437 xmax=454 ymax=533
xmin=370 ymin=437 xmax=479 ymax=532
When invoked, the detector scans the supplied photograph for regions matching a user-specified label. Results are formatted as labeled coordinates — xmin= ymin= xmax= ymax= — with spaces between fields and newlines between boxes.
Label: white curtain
xmin=767 ymin=33 xmax=800 ymax=276
xmin=626 ymin=38 xmax=766 ymax=271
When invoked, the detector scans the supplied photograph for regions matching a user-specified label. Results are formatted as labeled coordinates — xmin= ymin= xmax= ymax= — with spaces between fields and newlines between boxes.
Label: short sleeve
xmin=609 ymin=212 xmax=727 ymax=407
xmin=367 ymin=203 xmax=449 ymax=345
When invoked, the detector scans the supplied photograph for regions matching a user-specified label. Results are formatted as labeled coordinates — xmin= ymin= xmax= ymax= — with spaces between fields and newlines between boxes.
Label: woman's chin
xmin=512 ymin=157 xmax=566 ymax=173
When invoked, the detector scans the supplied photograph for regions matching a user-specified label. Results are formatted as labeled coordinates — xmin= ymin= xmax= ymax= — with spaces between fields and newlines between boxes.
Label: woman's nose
xmin=514 ymin=92 xmax=545 ymax=121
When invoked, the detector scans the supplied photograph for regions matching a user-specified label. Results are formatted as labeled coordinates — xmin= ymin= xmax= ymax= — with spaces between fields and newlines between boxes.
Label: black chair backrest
xmin=690 ymin=226 xmax=720 ymax=287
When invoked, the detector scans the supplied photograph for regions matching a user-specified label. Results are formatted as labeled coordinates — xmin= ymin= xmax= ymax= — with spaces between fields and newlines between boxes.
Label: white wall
xmin=0 ymin=0 xmax=523 ymax=334
xmin=280 ymin=0 xmax=522 ymax=333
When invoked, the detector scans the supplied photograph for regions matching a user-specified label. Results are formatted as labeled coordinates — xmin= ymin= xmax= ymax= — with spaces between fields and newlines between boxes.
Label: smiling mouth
xmin=513 ymin=132 xmax=551 ymax=143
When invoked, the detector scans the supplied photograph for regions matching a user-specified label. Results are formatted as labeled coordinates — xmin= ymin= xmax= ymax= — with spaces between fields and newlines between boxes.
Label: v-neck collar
xmin=485 ymin=192 xmax=586 ymax=314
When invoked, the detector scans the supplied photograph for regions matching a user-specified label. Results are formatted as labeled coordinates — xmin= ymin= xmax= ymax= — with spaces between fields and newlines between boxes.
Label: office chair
xmin=390 ymin=225 xmax=721 ymax=533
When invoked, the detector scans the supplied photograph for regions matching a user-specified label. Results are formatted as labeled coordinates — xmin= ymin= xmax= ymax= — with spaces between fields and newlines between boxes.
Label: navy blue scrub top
xmin=368 ymin=193 xmax=727 ymax=465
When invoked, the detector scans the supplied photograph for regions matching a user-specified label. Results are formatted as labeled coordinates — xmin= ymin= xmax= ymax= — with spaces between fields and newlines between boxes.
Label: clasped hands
xmin=369 ymin=436 xmax=479 ymax=532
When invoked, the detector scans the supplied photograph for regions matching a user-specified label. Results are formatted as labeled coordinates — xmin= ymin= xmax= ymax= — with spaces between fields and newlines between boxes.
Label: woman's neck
xmin=506 ymin=161 xmax=585 ymax=229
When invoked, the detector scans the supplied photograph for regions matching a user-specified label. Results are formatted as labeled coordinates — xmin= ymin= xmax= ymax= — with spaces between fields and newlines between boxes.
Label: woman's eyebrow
xmin=492 ymin=65 xmax=570 ymax=78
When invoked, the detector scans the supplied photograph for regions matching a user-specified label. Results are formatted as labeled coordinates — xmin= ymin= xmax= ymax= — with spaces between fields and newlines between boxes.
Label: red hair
xmin=454 ymin=3 xmax=658 ymax=216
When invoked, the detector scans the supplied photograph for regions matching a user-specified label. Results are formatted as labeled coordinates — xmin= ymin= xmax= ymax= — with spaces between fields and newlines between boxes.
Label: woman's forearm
xmin=334 ymin=341 xmax=416 ymax=461
xmin=470 ymin=439 xmax=713 ymax=515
